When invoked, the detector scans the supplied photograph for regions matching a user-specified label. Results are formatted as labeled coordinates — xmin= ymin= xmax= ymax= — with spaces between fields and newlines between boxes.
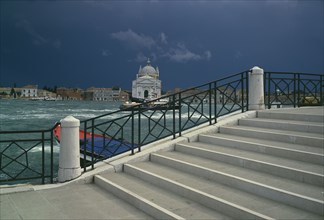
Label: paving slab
xmin=0 ymin=183 xmax=152 ymax=220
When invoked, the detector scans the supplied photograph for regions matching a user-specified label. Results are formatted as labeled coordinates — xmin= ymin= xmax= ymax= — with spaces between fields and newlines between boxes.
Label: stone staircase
xmin=94 ymin=108 xmax=324 ymax=219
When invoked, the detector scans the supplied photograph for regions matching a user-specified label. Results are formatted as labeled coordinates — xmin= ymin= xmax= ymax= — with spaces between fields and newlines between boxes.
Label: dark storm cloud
xmin=0 ymin=0 xmax=323 ymax=90
xmin=110 ymin=29 xmax=212 ymax=63
xmin=15 ymin=19 xmax=61 ymax=49
xmin=110 ymin=29 xmax=156 ymax=49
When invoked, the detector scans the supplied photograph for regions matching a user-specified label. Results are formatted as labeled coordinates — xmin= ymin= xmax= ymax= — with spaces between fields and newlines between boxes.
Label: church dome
xmin=138 ymin=58 xmax=159 ymax=78
xmin=142 ymin=65 xmax=157 ymax=75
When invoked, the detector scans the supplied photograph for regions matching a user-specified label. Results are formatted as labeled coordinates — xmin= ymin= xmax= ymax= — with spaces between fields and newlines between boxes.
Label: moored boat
xmin=119 ymin=99 xmax=180 ymax=111
xmin=53 ymin=124 xmax=134 ymax=164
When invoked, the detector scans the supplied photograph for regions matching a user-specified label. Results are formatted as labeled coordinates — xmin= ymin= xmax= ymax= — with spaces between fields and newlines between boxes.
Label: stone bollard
xmin=58 ymin=116 xmax=81 ymax=182
xmin=249 ymin=66 xmax=265 ymax=110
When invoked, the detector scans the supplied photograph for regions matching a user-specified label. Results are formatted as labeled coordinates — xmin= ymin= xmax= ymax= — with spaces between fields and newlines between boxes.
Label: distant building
xmin=56 ymin=87 xmax=83 ymax=100
xmin=37 ymin=89 xmax=57 ymax=98
xmin=85 ymin=87 xmax=129 ymax=101
xmin=119 ymin=90 xmax=130 ymax=101
xmin=132 ymin=58 xmax=162 ymax=100
xmin=86 ymin=87 xmax=119 ymax=101
xmin=21 ymin=85 xmax=38 ymax=98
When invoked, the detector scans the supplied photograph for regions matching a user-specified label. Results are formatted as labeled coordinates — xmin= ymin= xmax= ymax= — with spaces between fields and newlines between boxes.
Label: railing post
xmin=131 ymin=109 xmax=134 ymax=155
xmin=249 ymin=66 xmax=265 ymax=110
xmin=178 ymin=93 xmax=182 ymax=137
xmin=91 ymin=119 xmax=95 ymax=169
xmin=293 ymin=73 xmax=297 ymax=108
xmin=138 ymin=110 xmax=141 ymax=152
xmin=172 ymin=94 xmax=176 ymax=139
xmin=241 ymin=72 xmax=244 ymax=112
xmin=320 ymin=75 xmax=323 ymax=106
xmin=209 ymin=83 xmax=212 ymax=125
xmin=83 ymin=121 xmax=87 ymax=172
xmin=297 ymin=73 xmax=301 ymax=107
xmin=267 ymin=72 xmax=271 ymax=109
xmin=42 ymin=131 xmax=45 ymax=184
xmin=58 ymin=116 xmax=81 ymax=183
xmin=214 ymin=81 xmax=217 ymax=123
xmin=50 ymin=130 xmax=54 ymax=183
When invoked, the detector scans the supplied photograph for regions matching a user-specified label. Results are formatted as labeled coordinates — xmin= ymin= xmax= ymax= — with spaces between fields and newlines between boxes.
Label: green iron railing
xmin=1 ymin=70 xmax=323 ymax=184
xmin=0 ymin=123 xmax=60 ymax=184
xmin=264 ymin=72 xmax=323 ymax=108
xmin=80 ymin=71 xmax=249 ymax=172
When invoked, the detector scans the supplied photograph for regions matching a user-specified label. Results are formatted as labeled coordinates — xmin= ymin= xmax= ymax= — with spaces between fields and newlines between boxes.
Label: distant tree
xmin=112 ymin=86 xmax=120 ymax=90
xmin=10 ymin=88 xmax=15 ymax=96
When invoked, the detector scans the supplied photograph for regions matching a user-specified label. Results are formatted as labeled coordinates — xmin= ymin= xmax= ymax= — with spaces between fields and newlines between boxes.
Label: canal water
xmin=0 ymin=99 xmax=125 ymax=184
xmin=0 ymin=99 xmax=123 ymax=131
xmin=0 ymin=99 xmax=239 ymax=184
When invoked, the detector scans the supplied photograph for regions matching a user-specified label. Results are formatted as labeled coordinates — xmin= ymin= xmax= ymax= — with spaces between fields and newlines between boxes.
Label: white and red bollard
xmin=58 ymin=116 xmax=81 ymax=183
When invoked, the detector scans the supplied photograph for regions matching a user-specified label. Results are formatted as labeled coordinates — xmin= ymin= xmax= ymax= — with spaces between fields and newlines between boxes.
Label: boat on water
xmin=119 ymin=99 xmax=181 ymax=111
xmin=29 ymin=96 xmax=58 ymax=101
xmin=53 ymin=124 xmax=134 ymax=163
xmin=119 ymin=101 xmax=141 ymax=110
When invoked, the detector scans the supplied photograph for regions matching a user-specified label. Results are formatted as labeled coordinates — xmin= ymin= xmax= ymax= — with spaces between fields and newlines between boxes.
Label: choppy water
xmin=0 ymin=99 xmax=123 ymax=131
xmin=0 ymin=100 xmax=126 ymax=184
xmin=0 ymin=99 xmax=240 ymax=184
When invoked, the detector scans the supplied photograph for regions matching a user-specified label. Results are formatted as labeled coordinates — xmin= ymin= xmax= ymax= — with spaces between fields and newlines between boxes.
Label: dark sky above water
xmin=1 ymin=0 xmax=323 ymax=90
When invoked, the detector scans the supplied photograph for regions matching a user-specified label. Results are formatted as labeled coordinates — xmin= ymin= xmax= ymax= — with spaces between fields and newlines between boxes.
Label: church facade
xmin=132 ymin=59 xmax=162 ymax=100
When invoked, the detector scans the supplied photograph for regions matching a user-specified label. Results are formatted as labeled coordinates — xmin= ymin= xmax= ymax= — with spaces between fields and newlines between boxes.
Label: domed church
xmin=132 ymin=58 xmax=162 ymax=100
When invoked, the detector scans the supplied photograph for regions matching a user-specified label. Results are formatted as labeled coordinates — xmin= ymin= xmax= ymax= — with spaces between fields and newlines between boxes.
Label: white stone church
xmin=132 ymin=59 xmax=162 ymax=101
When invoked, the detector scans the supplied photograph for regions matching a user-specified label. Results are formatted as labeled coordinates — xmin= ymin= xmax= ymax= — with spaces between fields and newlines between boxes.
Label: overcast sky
xmin=1 ymin=0 xmax=323 ymax=90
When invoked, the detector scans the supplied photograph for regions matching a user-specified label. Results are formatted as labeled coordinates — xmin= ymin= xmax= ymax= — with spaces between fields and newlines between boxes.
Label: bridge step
xmin=174 ymin=143 xmax=323 ymax=186
xmin=238 ymin=117 xmax=324 ymax=134
xmin=129 ymin=157 xmax=323 ymax=218
xmin=124 ymin=163 xmax=273 ymax=220
xmin=198 ymin=133 xmax=324 ymax=165
xmin=219 ymin=125 xmax=323 ymax=148
xmin=93 ymin=108 xmax=324 ymax=219
xmin=94 ymin=172 xmax=230 ymax=219
xmin=257 ymin=110 xmax=324 ymax=123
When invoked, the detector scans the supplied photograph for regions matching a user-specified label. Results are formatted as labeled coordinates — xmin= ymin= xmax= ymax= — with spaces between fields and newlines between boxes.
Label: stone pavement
xmin=1 ymin=182 xmax=152 ymax=220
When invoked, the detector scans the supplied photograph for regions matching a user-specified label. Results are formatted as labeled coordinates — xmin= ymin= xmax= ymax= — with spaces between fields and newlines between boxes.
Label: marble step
xmin=124 ymin=160 xmax=323 ymax=218
xmin=257 ymin=110 xmax=324 ymax=123
xmin=198 ymin=133 xmax=324 ymax=165
xmin=123 ymin=163 xmax=273 ymax=220
xmin=219 ymin=125 xmax=324 ymax=148
xmin=174 ymin=142 xmax=324 ymax=186
xmin=238 ymin=117 xmax=324 ymax=134
xmin=94 ymin=172 xmax=231 ymax=220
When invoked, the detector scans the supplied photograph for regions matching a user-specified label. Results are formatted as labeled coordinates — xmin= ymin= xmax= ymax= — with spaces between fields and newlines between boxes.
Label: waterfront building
xmin=87 ymin=87 xmax=120 ymax=101
xmin=56 ymin=87 xmax=83 ymax=100
xmin=132 ymin=59 xmax=162 ymax=100
xmin=21 ymin=85 xmax=38 ymax=98
xmin=119 ymin=90 xmax=130 ymax=101
xmin=85 ymin=87 xmax=129 ymax=101
xmin=37 ymin=89 xmax=57 ymax=99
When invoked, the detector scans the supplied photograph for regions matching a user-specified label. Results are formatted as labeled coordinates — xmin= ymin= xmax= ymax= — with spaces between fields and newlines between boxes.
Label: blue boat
xmin=54 ymin=125 xmax=134 ymax=163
